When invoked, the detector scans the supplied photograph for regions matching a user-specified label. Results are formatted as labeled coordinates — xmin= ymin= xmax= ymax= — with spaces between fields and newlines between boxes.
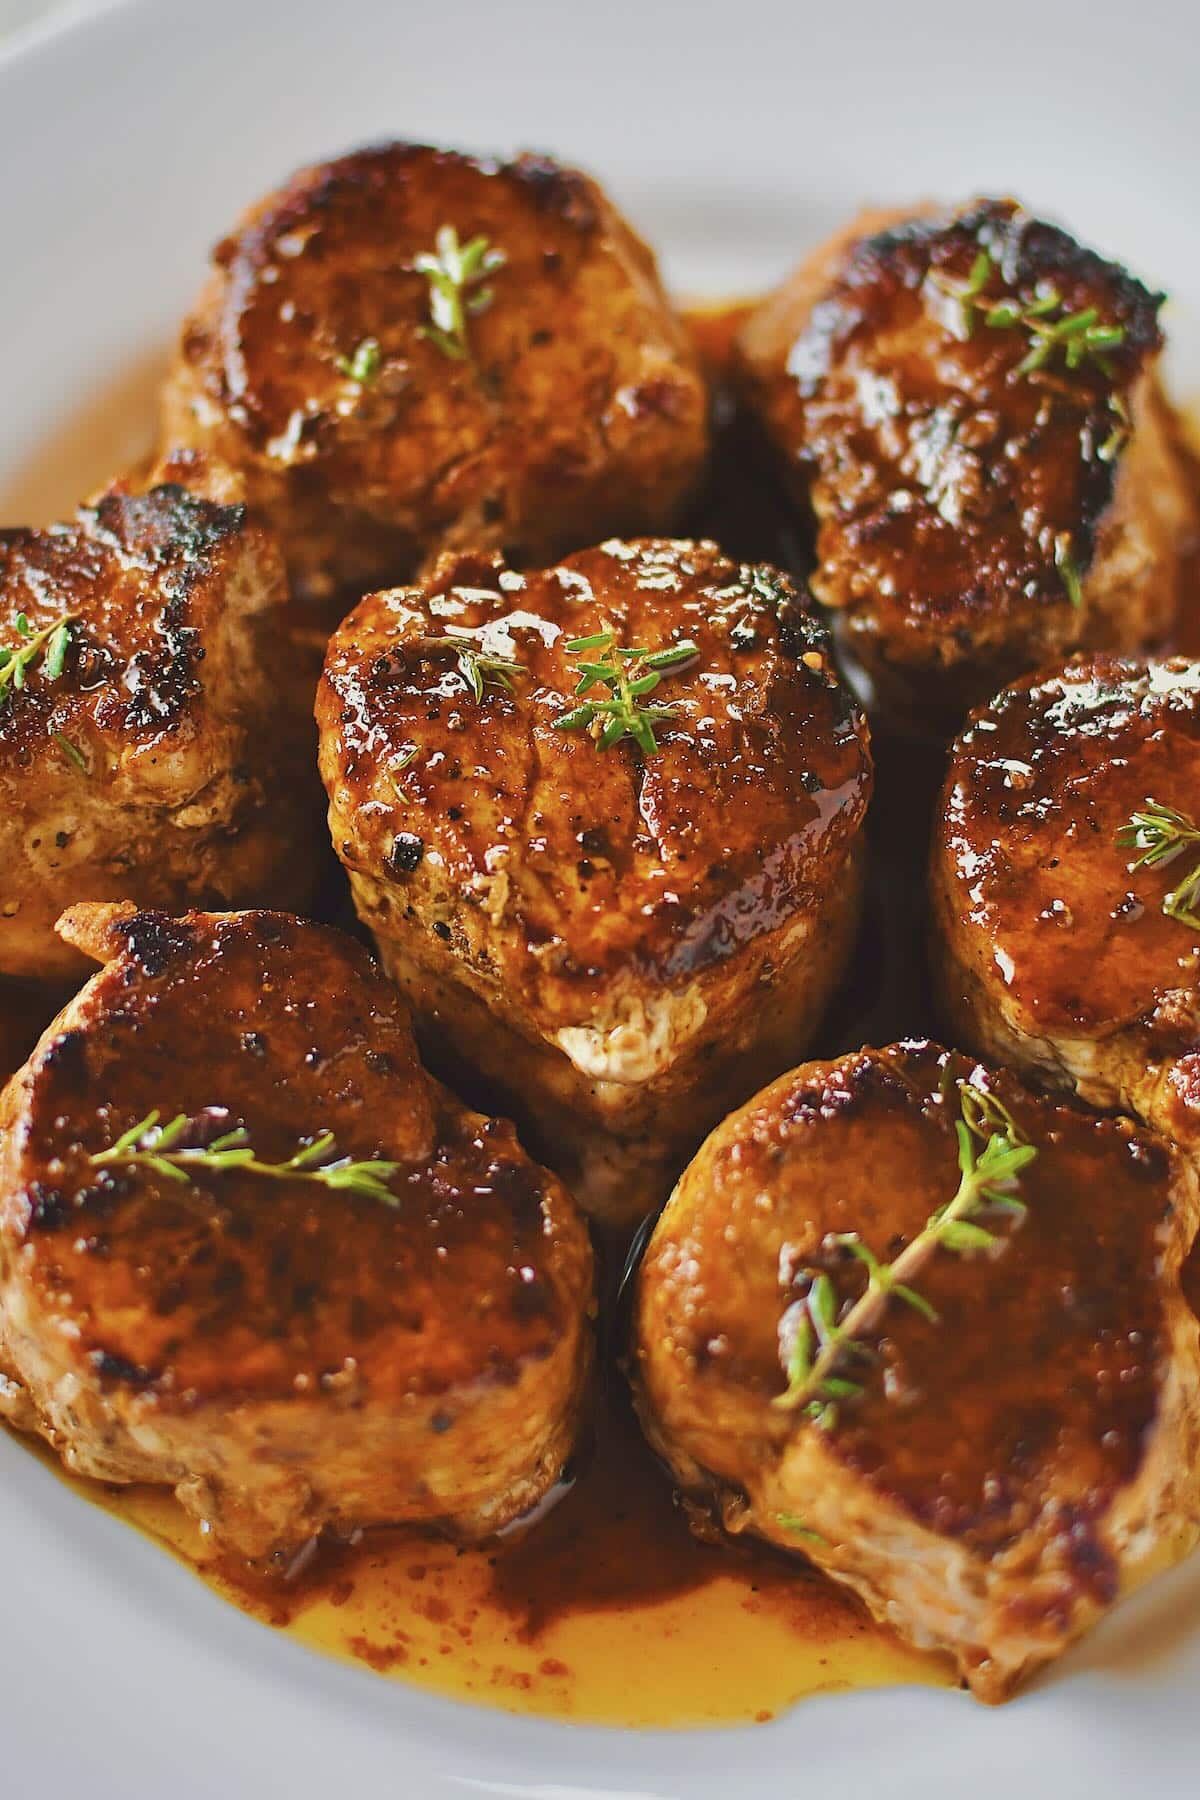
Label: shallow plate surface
xmin=2 ymin=0 xmax=1199 ymax=1794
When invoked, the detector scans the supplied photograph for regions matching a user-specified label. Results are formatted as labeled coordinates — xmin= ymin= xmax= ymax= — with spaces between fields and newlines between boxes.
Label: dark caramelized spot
xmin=91 ymin=1349 xmax=157 ymax=1388
xmin=388 ymin=832 xmax=425 ymax=873
xmin=119 ymin=910 xmax=196 ymax=978
xmin=939 ymin=655 xmax=1200 ymax=1034
xmin=0 ymin=485 xmax=248 ymax=768
xmin=24 ymin=1185 xmax=72 ymax=1233
xmin=40 ymin=1028 xmax=88 ymax=1087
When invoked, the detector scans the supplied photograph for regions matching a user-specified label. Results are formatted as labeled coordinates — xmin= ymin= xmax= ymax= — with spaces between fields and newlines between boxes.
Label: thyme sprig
xmin=775 ymin=1513 xmax=827 ymax=1546
xmin=1098 ymin=393 xmax=1131 ymax=464
xmin=336 ymin=336 xmax=382 ymax=385
xmin=1118 ymin=799 xmax=1200 ymax=929
xmin=52 ymin=730 xmax=88 ymax=773
xmin=91 ymin=1110 xmax=403 ymax=1205
xmin=414 ymin=226 xmax=505 ymax=362
xmin=933 ymin=248 xmax=1126 ymax=379
xmin=1055 ymin=532 xmax=1084 ymax=610
xmin=552 ymin=631 xmax=699 ymax=755
xmin=773 ymin=1081 xmax=1037 ymax=1428
xmin=0 ymin=611 xmax=74 ymax=707
xmin=417 ymin=632 xmax=525 ymax=702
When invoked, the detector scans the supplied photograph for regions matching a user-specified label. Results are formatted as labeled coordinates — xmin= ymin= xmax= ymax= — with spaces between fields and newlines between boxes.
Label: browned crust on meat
xmin=931 ymin=654 xmax=1200 ymax=1152
xmin=0 ymin=906 xmax=594 ymax=1561
xmin=0 ymin=486 xmax=322 ymax=979
xmin=634 ymin=1040 xmax=1200 ymax=1699
xmin=316 ymin=539 xmax=872 ymax=1222
xmin=737 ymin=198 xmax=1193 ymax=728
xmin=163 ymin=141 xmax=709 ymax=608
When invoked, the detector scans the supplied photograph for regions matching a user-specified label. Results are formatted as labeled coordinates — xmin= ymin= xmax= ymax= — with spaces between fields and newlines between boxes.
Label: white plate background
xmin=1 ymin=0 xmax=1199 ymax=1793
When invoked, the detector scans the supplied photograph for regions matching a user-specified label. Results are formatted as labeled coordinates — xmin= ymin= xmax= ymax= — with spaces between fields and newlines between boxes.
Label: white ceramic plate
xmin=3 ymin=0 xmax=1200 ymax=1793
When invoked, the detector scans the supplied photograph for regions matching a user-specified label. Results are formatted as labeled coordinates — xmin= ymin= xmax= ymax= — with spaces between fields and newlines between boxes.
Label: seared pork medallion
xmin=737 ymin=199 xmax=1195 ymax=727
xmin=317 ymin=538 xmax=872 ymax=1225
xmin=163 ymin=142 xmax=709 ymax=611
xmin=633 ymin=1041 xmax=1200 ymax=1701
xmin=0 ymin=904 xmax=593 ymax=1564
xmin=932 ymin=655 xmax=1200 ymax=1155
xmin=0 ymin=483 xmax=320 ymax=981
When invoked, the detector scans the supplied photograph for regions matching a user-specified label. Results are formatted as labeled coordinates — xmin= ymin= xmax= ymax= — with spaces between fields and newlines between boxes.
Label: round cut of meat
xmin=163 ymin=141 xmax=709 ymax=610
xmin=0 ymin=482 xmax=321 ymax=980
xmin=0 ymin=904 xmax=594 ymax=1566
xmin=634 ymin=1041 xmax=1200 ymax=1701
xmin=737 ymin=198 xmax=1196 ymax=729
xmin=317 ymin=537 xmax=873 ymax=1224
xmin=932 ymin=653 xmax=1200 ymax=1154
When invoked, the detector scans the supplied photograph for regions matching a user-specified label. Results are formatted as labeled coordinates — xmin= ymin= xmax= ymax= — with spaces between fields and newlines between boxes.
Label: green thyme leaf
xmin=336 ymin=337 xmax=383 ymax=385
xmin=1118 ymin=798 xmax=1200 ymax=929
xmin=415 ymin=633 xmax=525 ymax=703
xmin=1055 ymin=533 xmax=1084 ymax=610
xmin=0 ymin=611 xmax=76 ymax=708
xmin=775 ymin=1513 xmax=828 ymax=1545
xmin=90 ymin=1111 xmax=403 ymax=1206
xmin=932 ymin=247 xmax=1126 ymax=384
xmin=51 ymin=730 xmax=88 ymax=773
xmin=772 ymin=1078 xmax=1036 ymax=1422
xmin=551 ymin=630 xmax=699 ymax=757
xmin=414 ymin=225 xmax=506 ymax=362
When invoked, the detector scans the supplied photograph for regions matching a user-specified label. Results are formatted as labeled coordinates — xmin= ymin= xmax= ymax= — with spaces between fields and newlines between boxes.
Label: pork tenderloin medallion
xmin=0 ymin=482 xmax=322 ymax=981
xmin=163 ymin=141 xmax=709 ymax=612
xmin=932 ymin=654 xmax=1200 ymax=1159
xmin=317 ymin=538 xmax=873 ymax=1226
xmin=0 ymin=904 xmax=593 ymax=1565
xmin=633 ymin=1041 xmax=1200 ymax=1701
xmin=737 ymin=198 xmax=1195 ymax=729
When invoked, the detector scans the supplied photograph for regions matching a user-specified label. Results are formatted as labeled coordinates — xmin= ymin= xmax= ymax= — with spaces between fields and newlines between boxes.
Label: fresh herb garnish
xmin=1054 ymin=532 xmax=1084 ymax=610
xmin=772 ymin=1081 xmax=1036 ymax=1428
xmin=336 ymin=336 xmax=382 ymax=385
xmin=413 ymin=226 xmax=505 ymax=362
xmin=387 ymin=744 xmax=421 ymax=799
xmin=933 ymin=248 xmax=1126 ymax=379
xmin=51 ymin=730 xmax=87 ymax=773
xmin=775 ymin=1513 xmax=828 ymax=1546
xmin=1098 ymin=393 xmax=1131 ymax=464
xmin=552 ymin=631 xmax=699 ymax=756
xmin=1118 ymin=799 xmax=1200 ymax=929
xmin=91 ymin=1110 xmax=403 ymax=1205
xmin=0 ymin=611 xmax=75 ymax=707
xmin=417 ymin=633 xmax=525 ymax=703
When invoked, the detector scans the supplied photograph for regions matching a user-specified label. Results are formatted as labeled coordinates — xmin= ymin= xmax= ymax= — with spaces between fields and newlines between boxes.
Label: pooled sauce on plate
xmin=15 ymin=1378 xmax=953 ymax=1727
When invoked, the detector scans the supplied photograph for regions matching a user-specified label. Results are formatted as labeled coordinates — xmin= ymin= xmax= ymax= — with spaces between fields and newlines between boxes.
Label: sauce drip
xmin=16 ymin=1379 xmax=954 ymax=1727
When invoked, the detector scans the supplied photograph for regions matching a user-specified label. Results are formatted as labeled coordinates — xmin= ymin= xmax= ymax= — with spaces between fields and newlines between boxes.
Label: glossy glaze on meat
xmin=737 ymin=199 xmax=1196 ymax=728
xmin=633 ymin=1041 xmax=1200 ymax=1700
xmin=0 ymin=483 xmax=321 ymax=979
xmin=317 ymin=538 xmax=872 ymax=1223
xmin=932 ymin=654 xmax=1200 ymax=1151
xmin=163 ymin=142 xmax=709 ymax=611
xmin=0 ymin=904 xmax=593 ymax=1563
